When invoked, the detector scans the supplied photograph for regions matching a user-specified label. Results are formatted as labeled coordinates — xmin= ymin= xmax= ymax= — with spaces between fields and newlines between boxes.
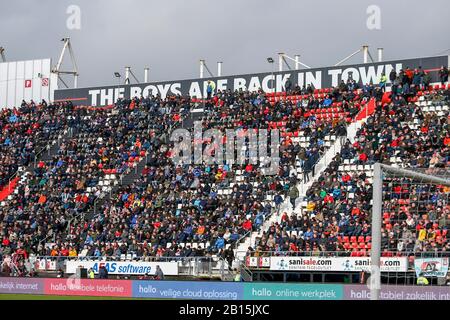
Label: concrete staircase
xmin=233 ymin=119 xmax=365 ymax=261
xmin=297 ymin=120 xmax=362 ymax=200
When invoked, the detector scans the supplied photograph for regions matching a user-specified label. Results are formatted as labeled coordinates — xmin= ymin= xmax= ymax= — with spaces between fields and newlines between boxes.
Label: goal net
xmin=370 ymin=164 xmax=450 ymax=299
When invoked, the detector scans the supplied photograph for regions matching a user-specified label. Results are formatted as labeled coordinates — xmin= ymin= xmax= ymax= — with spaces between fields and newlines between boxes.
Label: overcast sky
xmin=1 ymin=0 xmax=449 ymax=88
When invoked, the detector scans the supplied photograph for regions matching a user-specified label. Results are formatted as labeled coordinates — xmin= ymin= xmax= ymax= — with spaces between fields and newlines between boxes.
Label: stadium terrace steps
xmin=234 ymin=115 xmax=366 ymax=260
xmin=38 ymin=128 xmax=73 ymax=163
xmin=82 ymin=156 xmax=149 ymax=223
xmin=294 ymin=119 xmax=363 ymax=204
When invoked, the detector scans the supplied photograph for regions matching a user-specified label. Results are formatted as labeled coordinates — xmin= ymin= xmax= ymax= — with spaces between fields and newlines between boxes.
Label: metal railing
xmin=6 ymin=170 xmax=19 ymax=192
xmin=237 ymin=250 xmax=450 ymax=258
xmin=233 ymin=230 xmax=252 ymax=250
xmin=240 ymin=264 xmax=253 ymax=282
xmin=23 ymin=255 xmax=234 ymax=280
xmin=4 ymin=140 xmax=50 ymax=193
xmin=32 ymin=127 xmax=72 ymax=168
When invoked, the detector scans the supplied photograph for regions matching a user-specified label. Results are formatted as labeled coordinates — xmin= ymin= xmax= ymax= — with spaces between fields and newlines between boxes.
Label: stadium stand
xmin=0 ymin=100 xmax=73 ymax=190
xmin=54 ymin=86 xmax=371 ymax=258
xmin=0 ymin=67 xmax=449 ymax=278
xmin=251 ymin=74 xmax=450 ymax=259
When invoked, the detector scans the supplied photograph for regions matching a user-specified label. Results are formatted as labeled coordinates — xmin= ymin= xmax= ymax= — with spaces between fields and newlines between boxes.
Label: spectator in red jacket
xmin=243 ymin=220 xmax=253 ymax=232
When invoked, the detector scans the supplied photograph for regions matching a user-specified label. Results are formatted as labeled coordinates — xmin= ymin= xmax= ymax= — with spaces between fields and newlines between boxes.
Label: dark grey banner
xmin=54 ymin=55 xmax=448 ymax=107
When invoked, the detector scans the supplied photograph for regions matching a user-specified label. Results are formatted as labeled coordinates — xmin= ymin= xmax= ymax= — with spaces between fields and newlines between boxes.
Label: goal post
xmin=371 ymin=163 xmax=450 ymax=300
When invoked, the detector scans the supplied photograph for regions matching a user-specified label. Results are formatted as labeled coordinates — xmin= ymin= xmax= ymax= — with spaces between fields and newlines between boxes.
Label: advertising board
xmin=54 ymin=56 xmax=448 ymax=107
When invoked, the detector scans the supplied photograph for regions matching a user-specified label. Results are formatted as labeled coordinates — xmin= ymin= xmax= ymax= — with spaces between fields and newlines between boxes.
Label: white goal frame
xmin=371 ymin=163 xmax=450 ymax=300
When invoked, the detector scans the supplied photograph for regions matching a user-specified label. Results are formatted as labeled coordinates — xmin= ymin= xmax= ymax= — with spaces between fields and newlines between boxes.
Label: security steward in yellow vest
xmin=417 ymin=273 xmax=429 ymax=285
xmin=88 ymin=268 xmax=95 ymax=279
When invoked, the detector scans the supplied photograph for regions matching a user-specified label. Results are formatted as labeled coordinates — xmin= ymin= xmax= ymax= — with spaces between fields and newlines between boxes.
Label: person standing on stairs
xmin=223 ymin=247 xmax=235 ymax=271
xmin=302 ymin=159 xmax=311 ymax=183
xmin=288 ymin=184 xmax=299 ymax=211
xmin=304 ymin=148 xmax=319 ymax=180
xmin=274 ymin=193 xmax=283 ymax=214
xmin=336 ymin=121 xmax=347 ymax=146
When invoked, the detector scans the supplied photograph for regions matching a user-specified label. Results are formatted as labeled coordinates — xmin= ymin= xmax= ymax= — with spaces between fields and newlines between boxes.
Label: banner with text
xmin=270 ymin=256 xmax=408 ymax=272
xmin=44 ymin=278 xmax=132 ymax=297
xmin=66 ymin=260 xmax=178 ymax=275
xmin=414 ymin=258 xmax=449 ymax=277
xmin=133 ymin=280 xmax=243 ymax=300
xmin=2 ymin=278 xmax=450 ymax=300
xmin=245 ymin=283 xmax=343 ymax=300
xmin=344 ymin=285 xmax=450 ymax=300
xmin=54 ymin=56 xmax=448 ymax=107
xmin=0 ymin=277 xmax=45 ymax=295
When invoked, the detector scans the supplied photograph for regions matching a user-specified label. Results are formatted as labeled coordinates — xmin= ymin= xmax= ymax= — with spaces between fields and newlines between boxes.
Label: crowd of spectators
xmin=0 ymin=81 xmax=369 ymax=262
xmin=251 ymin=72 xmax=450 ymax=258
xmin=0 ymin=100 xmax=72 ymax=190
xmin=0 ymin=70 xmax=448 ymax=268
xmin=0 ymin=97 xmax=173 ymax=260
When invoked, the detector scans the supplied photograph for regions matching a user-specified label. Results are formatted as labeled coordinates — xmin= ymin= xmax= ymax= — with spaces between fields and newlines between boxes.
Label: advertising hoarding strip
xmin=132 ymin=281 xmax=344 ymax=300
xmin=65 ymin=260 xmax=179 ymax=275
xmin=0 ymin=277 xmax=45 ymax=295
xmin=269 ymin=256 xmax=408 ymax=272
xmin=133 ymin=280 xmax=244 ymax=300
xmin=43 ymin=278 xmax=133 ymax=297
xmin=1 ymin=278 xmax=449 ymax=300
xmin=343 ymin=285 xmax=450 ymax=300
xmin=243 ymin=283 xmax=343 ymax=300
